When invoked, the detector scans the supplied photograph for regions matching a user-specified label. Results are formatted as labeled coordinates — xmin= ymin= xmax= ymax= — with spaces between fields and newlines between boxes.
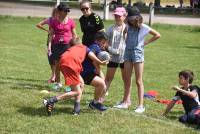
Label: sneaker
xmin=89 ymin=101 xmax=107 ymax=111
xmin=134 ymin=106 xmax=145 ymax=114
xmin=43 ymin=99 xmax=54 ymax=116
xmin=51 ymin=83 xmax=62 ymax=91
xmin=105 ymin=91 xmax=109 ymax=96
xmin=113 ymin=102 xmax=129 ymax=109
xmin=64 ymin=86 xmax=71 ymax=92
xmin=72 ymin=110 xmax=80 ymax=115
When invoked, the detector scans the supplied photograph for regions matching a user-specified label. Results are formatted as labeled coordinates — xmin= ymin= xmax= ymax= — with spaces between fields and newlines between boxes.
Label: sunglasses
xmin=81 ymin=7 xmax=89 ymax=11
xmin=64 ymin=9 xmax=70 ymax=13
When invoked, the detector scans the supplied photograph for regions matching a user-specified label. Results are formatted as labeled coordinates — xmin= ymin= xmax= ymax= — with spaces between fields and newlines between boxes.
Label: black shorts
xmin=51 ymin=44 xmax=70 ymax=61
xmin=107 ymin=61 xmax=124 ymax=69
xmin=82 ymin=73 xmax=97 ymax=85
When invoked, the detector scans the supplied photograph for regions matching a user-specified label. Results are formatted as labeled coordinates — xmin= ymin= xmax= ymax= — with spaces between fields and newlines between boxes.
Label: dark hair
xmin=57 ymin=3 xmax=70 ymax=12
xmin=95 ymin=32 xmax=108 ymax=41
xmin=179 ymin=70 xmax=194 ymax=84
xmin=127 ymin=15 xmax=143 ymax=29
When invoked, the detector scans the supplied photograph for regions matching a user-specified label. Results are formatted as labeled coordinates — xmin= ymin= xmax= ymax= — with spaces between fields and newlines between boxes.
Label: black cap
xmin=127 ymin=6 xmax=140 ymax=17
xmin=57 ymin=3 xmax=70 ymax=12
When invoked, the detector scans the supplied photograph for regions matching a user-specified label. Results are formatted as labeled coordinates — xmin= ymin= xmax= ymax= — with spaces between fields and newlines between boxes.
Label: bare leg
xmin=48 ymin=64 xmax=56 ymax=82
xmin=105 ymin=67 xmax=117 ymax=92
xmin=55 ymin=60 xmax=60 ymax=83
xmin=123 ymin=61 xmax=134 ymax=104
xmin=133 ymin=62 xmax=144 ymax=107
xmin=90 ymin=76 xmax=106 ymax=102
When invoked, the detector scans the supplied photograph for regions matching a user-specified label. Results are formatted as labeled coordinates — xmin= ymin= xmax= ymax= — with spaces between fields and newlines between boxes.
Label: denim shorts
xmin=124 ymin=49 xmax=144 ymax=63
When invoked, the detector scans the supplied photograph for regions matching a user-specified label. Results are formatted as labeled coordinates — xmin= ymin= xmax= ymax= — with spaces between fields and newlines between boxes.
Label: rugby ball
xmin=97 ymin=51 xmax=110 ymax=61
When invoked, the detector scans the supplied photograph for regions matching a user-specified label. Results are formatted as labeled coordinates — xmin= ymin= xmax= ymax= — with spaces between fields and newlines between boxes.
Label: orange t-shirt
xmin=60 ymin=44 xmax=88 ymax=73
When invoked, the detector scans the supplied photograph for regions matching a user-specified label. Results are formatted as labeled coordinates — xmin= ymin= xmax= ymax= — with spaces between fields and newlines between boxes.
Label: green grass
xmin=0 ymin=15 xmax=200 ymax=134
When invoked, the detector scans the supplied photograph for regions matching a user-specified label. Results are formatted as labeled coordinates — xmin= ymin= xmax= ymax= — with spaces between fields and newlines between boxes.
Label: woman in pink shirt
xmin=48 ymin=3 xmax=77 ymax=89
xmin=36 ymin=7 xmax=58 ymax=83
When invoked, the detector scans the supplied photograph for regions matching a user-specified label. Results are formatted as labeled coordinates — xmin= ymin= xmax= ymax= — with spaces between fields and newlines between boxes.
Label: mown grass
xmin=0 ymin=16 xmax=200 ymax=134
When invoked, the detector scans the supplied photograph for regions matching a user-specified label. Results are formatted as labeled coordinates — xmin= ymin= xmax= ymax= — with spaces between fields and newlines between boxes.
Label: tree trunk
xmin=154 ymin=0 xmax=160 ymax=7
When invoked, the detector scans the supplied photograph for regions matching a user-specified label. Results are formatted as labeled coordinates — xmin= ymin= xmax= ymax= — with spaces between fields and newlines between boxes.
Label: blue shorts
xmin=124 ymin=49 xmax=144 ymax=63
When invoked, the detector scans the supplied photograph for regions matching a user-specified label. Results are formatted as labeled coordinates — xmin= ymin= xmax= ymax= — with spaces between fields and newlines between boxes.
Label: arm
xmin=47 ymin=28 xmax=54 ymax=56
xmin=36 ymin=18 xmax=49 ymax=33
xmin=92 ymin=61 xmax=105 ymax=79
xmin=88 ymin=52 xmax=108 ymax=65
xmin=144 ymin=28 xmax=161 ymax=46
xmin=172 ymin=86 xmax=198 ymax=98
xmin=72 ymin=28 xmax=77 ymax=38
xmin=162 ymin=100 xmax=177 ymax=116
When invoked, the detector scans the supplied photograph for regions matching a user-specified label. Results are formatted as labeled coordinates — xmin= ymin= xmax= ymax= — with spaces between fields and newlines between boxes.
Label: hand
xmin=100 ymin=60 xmax=109 ymax=65
xmin=48 ymin=49 xmax=52 ymax=56
xmin=172 ymin=86 xmax=180 ymax=91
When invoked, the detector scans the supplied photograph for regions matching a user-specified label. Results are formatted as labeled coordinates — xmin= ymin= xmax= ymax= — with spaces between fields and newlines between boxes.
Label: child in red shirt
xmin=43 ymin=37 xmax=107 ymax=116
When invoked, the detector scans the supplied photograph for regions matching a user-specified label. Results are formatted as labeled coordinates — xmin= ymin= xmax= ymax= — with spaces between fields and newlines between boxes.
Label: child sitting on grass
xmin=43 ymin=37 xmax=107 ymax=116
xmin=162 ymin=70 xmax=200 ymax=126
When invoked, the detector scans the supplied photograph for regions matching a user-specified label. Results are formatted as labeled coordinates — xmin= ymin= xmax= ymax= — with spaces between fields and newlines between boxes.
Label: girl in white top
xmin=105 ymin=7 xmax=127 ymax=96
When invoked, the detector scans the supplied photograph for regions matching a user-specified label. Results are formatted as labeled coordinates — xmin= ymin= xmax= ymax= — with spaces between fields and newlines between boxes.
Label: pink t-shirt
xmin=50 ymin=18 xmax=75 ymax=44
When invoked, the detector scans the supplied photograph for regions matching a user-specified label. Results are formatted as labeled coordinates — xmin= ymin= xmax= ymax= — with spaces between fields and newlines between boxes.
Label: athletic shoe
xmin=105 ymin=91 xmax=109 ymax=96
xmin=72 ymin=110 xmax=80 ymax=115
xmin=113 ymin=102 xmax=129 ymax=109
xmin=43 ymin=99 xmax=54 ymax=116
xmin=52 ymin=83 xmax=62 ymax=91
xmin=134 ymin=106 xmax=145 ymax=114
xmin=89 ymin=101 xmax=107 ymax=111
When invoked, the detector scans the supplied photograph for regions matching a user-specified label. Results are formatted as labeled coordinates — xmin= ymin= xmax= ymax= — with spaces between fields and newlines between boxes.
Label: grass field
xmin=0 ymin=16 xmax=200 ymax=134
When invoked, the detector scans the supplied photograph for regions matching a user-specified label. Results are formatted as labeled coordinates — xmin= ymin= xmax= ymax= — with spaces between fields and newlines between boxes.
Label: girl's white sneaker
xmin=134 ymin=106 xmax=145 ymax=113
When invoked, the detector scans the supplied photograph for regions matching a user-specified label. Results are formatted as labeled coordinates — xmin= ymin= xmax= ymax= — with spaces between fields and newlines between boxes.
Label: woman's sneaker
xmin=113 ymin=102 xmax=128 ymax=109
xmin=134 ymin=106 xmax=145 ymax=114
xmin=113 ymin=101 xmax=131 ymax=109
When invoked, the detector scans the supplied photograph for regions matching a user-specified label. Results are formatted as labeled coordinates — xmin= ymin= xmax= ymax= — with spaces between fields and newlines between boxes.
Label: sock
xmin=49 ymin=96 xmax=58 ymax=103
xmin=93 ymin=100 xmax=98 ymax=104
xmin=74 ymin=102 xmax=80 ymax=113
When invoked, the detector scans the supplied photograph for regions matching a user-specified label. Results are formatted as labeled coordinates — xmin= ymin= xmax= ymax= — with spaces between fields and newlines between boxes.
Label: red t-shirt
xmin=60 ymin=44 xmax=89 ymax=73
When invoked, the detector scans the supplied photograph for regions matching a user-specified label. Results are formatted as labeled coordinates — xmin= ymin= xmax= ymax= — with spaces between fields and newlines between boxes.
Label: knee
xmin=98 ymin=80 xmax=107 ymax=92
xmin=135 ymin=79 xmax=143 ymax=87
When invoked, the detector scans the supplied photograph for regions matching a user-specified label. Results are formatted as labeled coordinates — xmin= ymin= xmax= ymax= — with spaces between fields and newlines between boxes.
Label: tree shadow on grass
xmin=184 ymin=46 xmax=200 ymax=49
xmin=0 ymin=76 xmax=50 ymax=91
xmin=17 ymin=99 xmax=93 ymax=117
xmin=17 ymin=106 xmax=74 ymax=117
xmin=0 ymin=76 xmax=46 ymax=83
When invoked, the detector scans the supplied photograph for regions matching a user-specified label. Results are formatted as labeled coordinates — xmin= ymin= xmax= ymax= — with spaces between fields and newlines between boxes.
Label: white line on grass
xmin=108 ymin=108 xmax=197 ymax=132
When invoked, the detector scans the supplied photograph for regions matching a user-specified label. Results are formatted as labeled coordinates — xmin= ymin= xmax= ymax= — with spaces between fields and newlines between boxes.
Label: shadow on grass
xmin=17 ymin=99 xmax=93 ymax=117
xmin=0 ymin=76 xmax=46 ymax=83
xmin=17 ymin=106 xmax=74 ymax=117
xmin=0 ymin=76 xmax=50 ymax=91
xmin=166 ymin=111 xmax=184 ymax=120
xmin=184 ymin=46 xmax=200 ymax=49
xmin=11 ymin=83 xmax=49 ymax=91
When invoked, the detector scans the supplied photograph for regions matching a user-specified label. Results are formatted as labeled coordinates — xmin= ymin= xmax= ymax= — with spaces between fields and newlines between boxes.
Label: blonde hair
xmin=69 ymin=37 xmax=82 ymax=46
xmin=51 ymin=7 xmax=58 ymax=19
